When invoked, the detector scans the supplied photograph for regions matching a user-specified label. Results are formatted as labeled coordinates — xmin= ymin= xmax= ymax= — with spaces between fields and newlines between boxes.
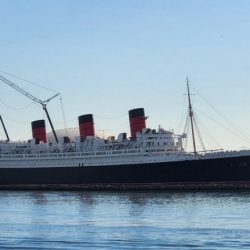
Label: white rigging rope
xmin=196 ymin=108 xmax=250 ymax=144
xmin=0 ymin=113 xmax=30 ymax=124
xmin=190 ymin=85 xmax=250 ymax=141
xmin=193 ymin=112 xmax=222 ymax=149
xmin=0 ymin=69 xmax=58 ymax=94
xmin=94 ymin=113 xmax=127 ymax=120
xmin=177 ymin=94 xmax=188 ymax=133
xmin=193 ymin=113 xmax=206 ymax=151
xmin=0 ymin=98 xmax=37 ymax=111
xmin=60 ymin=95 xmax=69 ymax=137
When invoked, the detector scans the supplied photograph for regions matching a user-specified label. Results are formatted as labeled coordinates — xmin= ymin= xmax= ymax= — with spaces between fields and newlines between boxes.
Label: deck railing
xmin=0 ymin=149 xmax=141 ymax=160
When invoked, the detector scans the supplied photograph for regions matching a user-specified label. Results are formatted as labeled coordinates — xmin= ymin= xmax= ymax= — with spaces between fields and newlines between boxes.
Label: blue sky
xmin=0 ymin=0 xmax=250 ymax=150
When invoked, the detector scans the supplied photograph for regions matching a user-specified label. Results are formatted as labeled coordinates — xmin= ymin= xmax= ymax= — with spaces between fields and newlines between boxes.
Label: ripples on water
xmin=0 ymin=191 xmax=250 ymax=249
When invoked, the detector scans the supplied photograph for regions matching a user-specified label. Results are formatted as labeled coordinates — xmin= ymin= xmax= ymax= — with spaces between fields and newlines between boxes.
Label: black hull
xmin=1 ymin=155 xmax=250 ymax=190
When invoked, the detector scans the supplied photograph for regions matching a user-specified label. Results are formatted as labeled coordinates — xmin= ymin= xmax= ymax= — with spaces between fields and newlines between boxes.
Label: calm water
xmin=0 ymin=191 xmax=250 ymax=249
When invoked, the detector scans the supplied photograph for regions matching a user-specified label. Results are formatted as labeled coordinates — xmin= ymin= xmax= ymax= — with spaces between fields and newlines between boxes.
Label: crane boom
xmin=0 ymin=115 xmax=9 ymax=141
xmin=0 ymin=74 xmax=59 ymax=143
xmin=0 ymin=74 xmax=44 ymax=105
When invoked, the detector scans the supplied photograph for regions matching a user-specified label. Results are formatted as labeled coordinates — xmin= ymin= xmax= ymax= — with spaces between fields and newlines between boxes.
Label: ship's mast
xmin=186 ymin=77 xmax=197 ymax=155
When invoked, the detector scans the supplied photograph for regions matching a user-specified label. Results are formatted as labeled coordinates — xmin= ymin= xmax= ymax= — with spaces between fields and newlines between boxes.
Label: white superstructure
xmin=1 ymin=125 xmax=250 ymax=169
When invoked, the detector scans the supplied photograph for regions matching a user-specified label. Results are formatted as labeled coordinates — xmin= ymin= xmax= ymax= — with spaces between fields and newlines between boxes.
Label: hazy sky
xmin=0 ymin=0 xmax=250 ymax=150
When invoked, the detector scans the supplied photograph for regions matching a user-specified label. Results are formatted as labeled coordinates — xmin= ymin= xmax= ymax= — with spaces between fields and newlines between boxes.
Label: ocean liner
xmin=0 ymin=74 xmax=250 ymax=190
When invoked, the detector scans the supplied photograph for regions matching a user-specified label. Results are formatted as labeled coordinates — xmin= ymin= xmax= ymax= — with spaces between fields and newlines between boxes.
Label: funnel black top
xmin=129 ymin=108 xmax=145 ymax=119
xmin=78 ymin=114 xmax=94 ymax=124
xmin=31 ymin=120 xmax=46 ymax=129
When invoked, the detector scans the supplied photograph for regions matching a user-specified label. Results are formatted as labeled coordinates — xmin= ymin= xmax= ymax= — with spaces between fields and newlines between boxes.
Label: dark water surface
xmin=0 ymin=191 xmax=250 ymax=249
